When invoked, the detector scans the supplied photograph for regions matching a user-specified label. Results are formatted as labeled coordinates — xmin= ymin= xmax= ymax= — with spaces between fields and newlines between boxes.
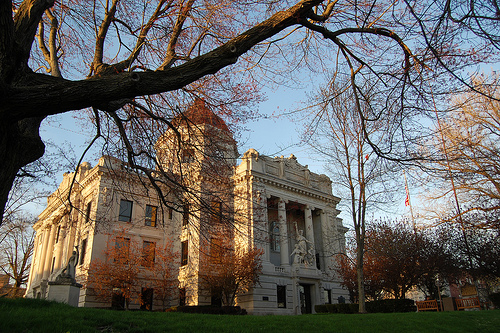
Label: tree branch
xmin=14 ymin=0 xmax=56 ymax=66
xmin=5 ymin=0 xmax=324 ymax=121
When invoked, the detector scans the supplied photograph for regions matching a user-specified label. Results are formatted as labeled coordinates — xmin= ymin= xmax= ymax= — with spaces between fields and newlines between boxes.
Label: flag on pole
xmin=404 ymin=172 xmax=410 ymax=207
xmin=405 ymin=185 xmax=410 ymax=206
xmin=403 ymin=170 xmax=416 ymax=231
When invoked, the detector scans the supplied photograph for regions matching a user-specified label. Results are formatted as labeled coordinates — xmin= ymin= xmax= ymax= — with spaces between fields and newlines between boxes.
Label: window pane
xmin=277 ymin=285 xmax=286 ymax=308
xmin=119 ymin=200 xmax=133 ymax=222
xmin=140 ymin=288 xmax=154 ymax=311
xmin=210 ymin=201 xmax=222 ymax=224
xmin=80 ymin=239 xmax=87 ymax=265
xmin=115 ymin=237 xmax=130 ymax=263
xmin=182 ymin=204 xmax=189 ymax=227
xmin=181 ymin=241 xmax=188 ymax=266
xmin=179 ymin=288 xmax=186 ymax=306
xmin=145 ymin=205 xmax=157 ymax=227
xmin=142 ymin=241 xmax=156 ymax=266
xmin=182 ymin=149 xmax=194 ymax=163
xmin=85 ymin=202 xmax=92 ymax=223
xmin=270 ymin=221 xmax=280 ymax=252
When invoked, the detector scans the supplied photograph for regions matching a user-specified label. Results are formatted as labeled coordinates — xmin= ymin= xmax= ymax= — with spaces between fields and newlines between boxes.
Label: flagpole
xmin=404 ymin=170 xmax=416 ymax=232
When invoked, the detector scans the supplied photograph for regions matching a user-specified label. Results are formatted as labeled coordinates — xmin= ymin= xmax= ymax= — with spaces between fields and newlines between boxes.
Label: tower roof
xmin=172 ymin=99 xmax=230 ymax=132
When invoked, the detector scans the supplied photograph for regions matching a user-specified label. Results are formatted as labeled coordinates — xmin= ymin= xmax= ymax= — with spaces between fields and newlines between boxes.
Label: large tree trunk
xmin=0 ymin=117 xmax=45 ymax=226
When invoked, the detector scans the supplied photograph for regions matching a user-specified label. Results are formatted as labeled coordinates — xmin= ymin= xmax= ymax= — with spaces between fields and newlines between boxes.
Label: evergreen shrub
xmin=176 ymin=305 xmax=247 ymax=315
xmin=314 ymin=299 xmax=416 ymax=314
xmin=489 ymin=293 xmax=500 ymax=308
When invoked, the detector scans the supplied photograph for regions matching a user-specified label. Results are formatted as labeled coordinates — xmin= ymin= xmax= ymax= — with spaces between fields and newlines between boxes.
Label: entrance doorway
xmin=299 ymin=284 xmax=312 ymax=314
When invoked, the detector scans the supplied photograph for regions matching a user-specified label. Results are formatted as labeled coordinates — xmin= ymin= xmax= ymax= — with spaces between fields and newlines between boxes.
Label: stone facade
xmin=233 ymin=149 xmax=348 ymax=314
xmin=25 ymin=101 xmax=348 ymax=314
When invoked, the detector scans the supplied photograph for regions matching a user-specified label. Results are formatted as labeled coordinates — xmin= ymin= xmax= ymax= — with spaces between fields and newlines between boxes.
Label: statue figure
xmin=61 ymin=246 xmax=79 ymax=280
xmin=292 ymin=227 xmax=314 ymax=266
xmin=290 ymin=244 xmax=305 ymax=264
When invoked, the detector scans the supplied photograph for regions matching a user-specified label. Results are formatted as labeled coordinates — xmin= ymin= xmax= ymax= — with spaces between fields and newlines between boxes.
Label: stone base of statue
xmin=47 ymin=275 xmax=82 ymax=307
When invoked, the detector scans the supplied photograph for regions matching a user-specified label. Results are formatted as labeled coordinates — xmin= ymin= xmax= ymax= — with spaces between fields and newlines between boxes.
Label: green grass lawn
xmin=0 ymin=298 xmax=498 ymax=333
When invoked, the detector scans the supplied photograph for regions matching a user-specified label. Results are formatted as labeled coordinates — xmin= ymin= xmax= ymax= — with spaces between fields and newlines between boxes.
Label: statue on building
xmin=58 ymin=246 xmax=79 ymax=282
xmin=290 ymin=244 xmax=304 ymax=264
xmin=48 ymin=245 xmax=82 ymax=306
xmin=291 ymin=226 xmax=314 ymax=266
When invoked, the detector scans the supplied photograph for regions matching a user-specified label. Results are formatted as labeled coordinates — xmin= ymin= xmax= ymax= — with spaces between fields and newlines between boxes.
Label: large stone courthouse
xmin=25 ymin=100 xmax=348 ymax=314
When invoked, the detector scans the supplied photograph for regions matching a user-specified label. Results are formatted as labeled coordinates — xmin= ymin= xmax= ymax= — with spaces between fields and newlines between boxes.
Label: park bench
xmin=416 ymin=300 xmax=440 ymax=312
xmin=455 ymin=297 xmax=481 ymax=311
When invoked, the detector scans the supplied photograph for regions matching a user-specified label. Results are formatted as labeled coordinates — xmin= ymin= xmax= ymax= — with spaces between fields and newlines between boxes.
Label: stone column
xmin=64 ymin=220 xmax=77 ymax=265
xmin=42 ymin=223 xmax=57 ymax=279
xmin=37 ymin=226 xmax=51 ymax=278
xmin=304 ymin=206 xmax=315 ymax=250
xmin=25 ymin=234 xmax=41 ymax=294
xmin=320 ymin=209 xmax=330 ymax=271
xmin=262 ymin=194 xmax=270 ymax=262
xmin=53 ymin=224 xmax=66 ymax=271
xmin=278 ymin=198 xmax=289 ymax=265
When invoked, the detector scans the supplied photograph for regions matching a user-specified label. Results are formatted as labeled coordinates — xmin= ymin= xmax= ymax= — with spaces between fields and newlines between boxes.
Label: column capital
xmin=278 ymin=198 xmax=288 ymax=205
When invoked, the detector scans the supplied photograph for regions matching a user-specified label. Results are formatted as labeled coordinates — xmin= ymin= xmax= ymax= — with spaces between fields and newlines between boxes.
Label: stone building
xmin=25 ymin=100 xmax=348 ymax=314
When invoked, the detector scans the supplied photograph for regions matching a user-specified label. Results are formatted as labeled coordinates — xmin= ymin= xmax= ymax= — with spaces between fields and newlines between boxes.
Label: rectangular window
xmin=119 ymin=200 xmax=133 ymax=222
xmin=142 ymin=240 xmax=156 ymax=267
xmin=140 ymin=288 xmax=154 ymax=311
xmin=79 ymin=238 xmax=87 ymax=265
xmin=115 ymin=237 xmax=130 ymax=263
xmin=168 ymin=207 xmax=173 ymax=220
xmin=210 ymin=237 xmax=223 ymax=265
xmin=324 ymin=289 xmax=332 ymax=304
xmin=270 ymin=221 xmax=280 ymax=252
xmin=55 ymin=226 xmax=61 ymax=243
xmin=182 ymin=204 xmax=189 ymax=227
xmin=85 ymin=202 xmax=92 ymax=223
xmin=210 ymin=201 xmax=222 ymax=224
xmin=145 ymin=205 xmax=157 ymax=227
xmin=181 ymin=241 xmax=188 ymax=266
xmin=211 ymin=292 xmax=222 ymax=307
xmin=277 ymin=285 xmax=287 ymax=308
xmin=111 ymin=288 xmax=125 ymax=310
xmin=179 ymin=288 xmax=186 ymax=306
xmin=182 ymin=149 xmax=194 ymax=163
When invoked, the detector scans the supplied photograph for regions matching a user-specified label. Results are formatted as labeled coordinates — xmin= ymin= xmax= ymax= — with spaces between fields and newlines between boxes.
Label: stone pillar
xmin=53 ymin=224 xmax=66 ymax=271
xmin=42 ymin=223 xmax=57 ymax=279
xmin=25 ymin=234 xmax=41 ymax=295
xmin=278 ymin=198 xmax=289 ymax=265
xmin=304 ymin=206 xmax=315 ymax=251
xmin=64 ymin=220 xmax=77 ymax=265
xmin=320 ymin=210 xmax=330 ymax=271
xmin=37 ymin=226 xmax=51 ymax=278
xmin=263 ymin=195 xmax=270 ymax=262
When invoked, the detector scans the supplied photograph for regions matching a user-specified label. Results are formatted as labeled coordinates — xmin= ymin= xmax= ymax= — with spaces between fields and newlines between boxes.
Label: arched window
xmin=270 ymin=221 xmax=280 ymax=252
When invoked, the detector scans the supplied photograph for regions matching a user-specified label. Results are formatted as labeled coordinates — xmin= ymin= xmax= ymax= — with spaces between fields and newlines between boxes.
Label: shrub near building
xmin=315 ymin=299 xmax=416 ymax=314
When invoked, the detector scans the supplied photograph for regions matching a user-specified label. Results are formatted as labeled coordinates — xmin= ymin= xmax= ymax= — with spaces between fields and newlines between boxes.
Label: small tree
xmin=202 ymin=238 xmax=262 ymax=307
xmin=414 ymin=225 xmax=461 ymax=300
xmin=85 ymin=234 xmax=142 ymax=310
xmin=336 ymin=236 xmax=385 ymax=303
xmin=364 ymin=221 xmax=425 ymax=299
xmin=147 ymin=242 xmax=179 ymax=310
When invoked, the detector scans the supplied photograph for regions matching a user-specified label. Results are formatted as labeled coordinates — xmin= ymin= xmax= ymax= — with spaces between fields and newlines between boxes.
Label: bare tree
xmin=0 ymin=214 xmax=36 ymax=297
xmin=304 ymin=78 xmax=398 ymax=312
xmin=1 ymin=0 xmax=499 ymax=228
xmin=422 ymin=74 xmax=500 ymax=229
